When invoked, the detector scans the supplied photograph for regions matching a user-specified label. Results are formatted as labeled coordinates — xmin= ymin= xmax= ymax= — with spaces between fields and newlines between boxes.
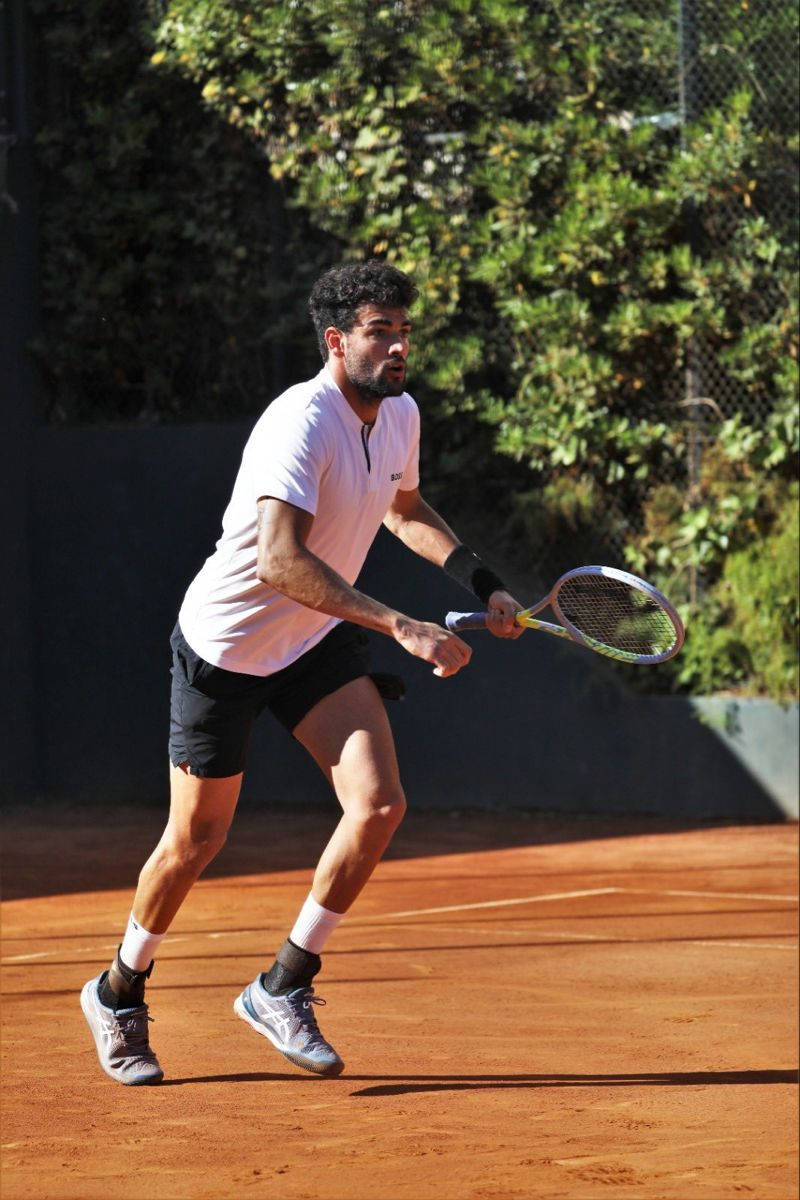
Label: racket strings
xmin=555 ymin=575 xmax=678 ymax=657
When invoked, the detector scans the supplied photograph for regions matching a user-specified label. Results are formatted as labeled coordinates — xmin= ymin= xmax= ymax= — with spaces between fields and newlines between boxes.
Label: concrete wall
xmin=7 ymin=423 xmax=795 ymax=821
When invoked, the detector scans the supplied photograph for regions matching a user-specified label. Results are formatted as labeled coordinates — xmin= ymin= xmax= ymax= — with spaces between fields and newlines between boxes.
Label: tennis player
xmin=81 ymin=259 xmax=523 ymax=1084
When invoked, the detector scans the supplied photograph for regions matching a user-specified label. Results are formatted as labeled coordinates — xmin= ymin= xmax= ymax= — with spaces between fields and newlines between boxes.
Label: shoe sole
xmin=80 ymin=980 xmax=164 ymax=1086
xmin=233 ymin=993 xmax=344 ymax=1077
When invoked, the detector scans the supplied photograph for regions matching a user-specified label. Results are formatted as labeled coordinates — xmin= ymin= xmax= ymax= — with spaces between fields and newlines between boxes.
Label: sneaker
xmin=80 ymin=972 xmax=164 ymax=1086
xmin=234 ymin=976 xmax=344 ymax=1077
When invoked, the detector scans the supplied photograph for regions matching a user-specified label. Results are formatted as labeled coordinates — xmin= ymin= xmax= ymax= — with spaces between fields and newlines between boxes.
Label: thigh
xmin=293 ymin=676 xmax=404 ymax=814
xmin=165 ymin=763 xmax=243 ymax=846
xmin=265 ymin=622 xmax=372 ymax=734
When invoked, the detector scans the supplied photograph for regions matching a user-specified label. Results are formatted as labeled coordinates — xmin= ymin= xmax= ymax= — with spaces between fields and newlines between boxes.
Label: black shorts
xmin=168 ymin=621 xmax=372 ymax=778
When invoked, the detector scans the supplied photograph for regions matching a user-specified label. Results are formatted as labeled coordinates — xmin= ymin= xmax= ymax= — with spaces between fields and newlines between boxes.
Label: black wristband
xmin=443 ymin=544 xmax=507 ymax=606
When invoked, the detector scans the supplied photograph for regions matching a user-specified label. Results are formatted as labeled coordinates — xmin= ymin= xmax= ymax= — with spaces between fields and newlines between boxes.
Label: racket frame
xmin=446 ymin=564 xmax=685 ymax=665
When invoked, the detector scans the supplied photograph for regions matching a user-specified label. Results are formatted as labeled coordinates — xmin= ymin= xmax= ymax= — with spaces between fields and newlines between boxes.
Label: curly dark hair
xmin=308 ymin=260 xmax=418 ymax=360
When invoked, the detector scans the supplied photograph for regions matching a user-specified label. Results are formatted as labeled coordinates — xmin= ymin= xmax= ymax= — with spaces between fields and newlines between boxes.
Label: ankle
xmin=99 ymin=948 xmax=153 ymax=1009
xmin=261 ymin=939 xmax=321 ymax=995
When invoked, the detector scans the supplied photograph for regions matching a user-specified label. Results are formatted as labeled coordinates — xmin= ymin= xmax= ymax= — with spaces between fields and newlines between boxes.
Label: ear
xmin=324 ymin=326 xmax=345 ymax=358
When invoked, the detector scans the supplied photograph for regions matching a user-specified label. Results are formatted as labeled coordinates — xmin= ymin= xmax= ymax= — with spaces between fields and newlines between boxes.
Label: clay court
xmin=1 ymin=804 xmax=797 ymax=1200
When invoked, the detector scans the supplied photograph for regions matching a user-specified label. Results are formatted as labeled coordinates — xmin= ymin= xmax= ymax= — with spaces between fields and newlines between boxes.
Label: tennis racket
xmin=445 ymin=565 xmax=685 ymax=665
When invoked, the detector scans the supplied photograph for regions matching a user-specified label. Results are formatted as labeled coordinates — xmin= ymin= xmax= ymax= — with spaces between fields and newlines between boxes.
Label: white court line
xmin=365 ymin=886 xmax=798 ymax=922
xmin=0 ymin=891 xmax=617 ymax=962
xmin=686 ymin=940 xmax=795 ymax=951
xmin=1 ymin=935 xmax=192 ymax=965
xmin=530 ymin=930 xmax=796 ymax=952
xmin=392 ymin=922 xmax=796 ymax=950
xmin=618 ymin=887 xmax=798 ymax=903
xmin=0 ymin=928 xmax=277 ymax=965
xmin=2 ymin=886 xmax=796 ymax=964
xmin=2 ymin=951 xmax=53 ymax=962
xmin=364 ymin=888 xmax=620 ymax=920
xmin=362 ymin=921 xmax=796 ymax=952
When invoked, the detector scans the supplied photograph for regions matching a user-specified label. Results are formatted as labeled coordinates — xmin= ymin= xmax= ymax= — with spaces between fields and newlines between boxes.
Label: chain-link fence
xmin=541 ymin=0 xmax=797 ymax=598
xmin=374 ymin=0 xmax=796 ymax=605
xmin=679 ymin=0 xmax=796 ymax=604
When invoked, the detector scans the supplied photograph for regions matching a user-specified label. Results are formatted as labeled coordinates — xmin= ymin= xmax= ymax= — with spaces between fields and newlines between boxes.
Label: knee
xmin=160 ymin=823 xmax=229 ymax=876
xmin=354 ymin=789 xmax=407 ymax=836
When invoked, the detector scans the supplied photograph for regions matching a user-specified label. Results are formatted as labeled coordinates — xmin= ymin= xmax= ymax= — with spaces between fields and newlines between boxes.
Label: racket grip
xmin=445 ymin=611 xmax=489 ymax=632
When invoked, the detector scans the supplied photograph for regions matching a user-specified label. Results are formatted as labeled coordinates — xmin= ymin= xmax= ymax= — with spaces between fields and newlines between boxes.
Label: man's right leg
xmin=130 ymin=764 xmax=243 ymax=935
xmin=81 ymin=765 xmax=242 ymax=1085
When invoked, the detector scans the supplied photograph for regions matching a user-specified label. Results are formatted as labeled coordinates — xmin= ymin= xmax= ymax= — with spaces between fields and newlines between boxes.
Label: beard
xmin=344 ymin=351 xmax=407 ymax=400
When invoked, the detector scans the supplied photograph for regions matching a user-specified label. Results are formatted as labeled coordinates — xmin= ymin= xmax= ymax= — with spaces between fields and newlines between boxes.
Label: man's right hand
xmin=394 ymin=618 xmax=472 ymax=678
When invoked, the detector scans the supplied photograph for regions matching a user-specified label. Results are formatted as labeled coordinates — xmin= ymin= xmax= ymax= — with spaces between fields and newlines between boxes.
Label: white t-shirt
xmin=178 ymin=366 xmax=420 ymax=675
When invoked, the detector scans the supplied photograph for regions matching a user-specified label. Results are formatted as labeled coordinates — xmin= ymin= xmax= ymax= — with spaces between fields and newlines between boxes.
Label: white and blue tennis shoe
xmin=80 ymin=973 xmax=164 ymax=1086
xmin=234 ymin=975 xmax=344 ymax=1077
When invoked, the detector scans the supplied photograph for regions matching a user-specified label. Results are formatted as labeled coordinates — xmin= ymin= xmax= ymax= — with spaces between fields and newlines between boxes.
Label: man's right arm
xmin=256 ymin=497 xmax=472 ymax=678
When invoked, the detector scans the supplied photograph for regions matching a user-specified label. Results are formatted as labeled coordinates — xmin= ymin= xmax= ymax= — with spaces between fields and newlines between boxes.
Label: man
xmin=81 ymin=259 xmax=523 ymax=1084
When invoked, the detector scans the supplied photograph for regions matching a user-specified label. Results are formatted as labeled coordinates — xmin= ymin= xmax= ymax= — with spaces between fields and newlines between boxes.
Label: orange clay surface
xmin=1 ymin=804 xmax=798 ymax=1200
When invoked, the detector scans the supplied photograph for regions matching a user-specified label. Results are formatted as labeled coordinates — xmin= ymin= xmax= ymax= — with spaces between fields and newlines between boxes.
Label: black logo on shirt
xmin=390 ymin=471 xmax=404 ymax=482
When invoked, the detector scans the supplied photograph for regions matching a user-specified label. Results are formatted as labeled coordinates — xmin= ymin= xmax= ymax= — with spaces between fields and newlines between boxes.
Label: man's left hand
xmin=486 ymin=590 xmax=525 ymax=639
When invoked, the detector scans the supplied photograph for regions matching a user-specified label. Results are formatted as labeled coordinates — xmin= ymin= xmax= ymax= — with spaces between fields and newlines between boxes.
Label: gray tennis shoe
xmin=234 ymin=976 xmax=344 ymax=1076
xmin=80 ymin=973 xmax=164 ymax=1086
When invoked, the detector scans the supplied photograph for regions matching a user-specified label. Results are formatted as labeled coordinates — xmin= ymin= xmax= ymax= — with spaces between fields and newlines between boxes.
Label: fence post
xmin=678 ymin=0 xmax=705 ymax=607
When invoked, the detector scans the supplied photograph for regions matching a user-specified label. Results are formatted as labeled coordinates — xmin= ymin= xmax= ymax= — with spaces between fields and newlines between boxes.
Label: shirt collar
xmin=319 ymin=365 xmax=385 ymax=431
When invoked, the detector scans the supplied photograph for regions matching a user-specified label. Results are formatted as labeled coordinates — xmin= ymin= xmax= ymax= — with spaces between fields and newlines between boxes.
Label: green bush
xmin=675 ymin=482 xmax=799 ymax=698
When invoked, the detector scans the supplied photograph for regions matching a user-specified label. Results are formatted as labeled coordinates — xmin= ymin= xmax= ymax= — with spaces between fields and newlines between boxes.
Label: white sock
xmin=289 ymin=893 xmax=344 ymax=955
xmin=119 ymin=913 xmax=166 ymax=972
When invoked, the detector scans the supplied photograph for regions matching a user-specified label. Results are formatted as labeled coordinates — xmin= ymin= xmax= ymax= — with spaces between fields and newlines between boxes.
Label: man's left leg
xmin=234 ymin=675 xmax=406 ymax=1076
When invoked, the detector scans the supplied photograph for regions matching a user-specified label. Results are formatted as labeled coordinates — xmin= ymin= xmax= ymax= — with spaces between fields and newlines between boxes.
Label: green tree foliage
xmin=29 ymin=0 xmax=330 ymax=420
xmin=31 ymin=0 xmax=798 ymax=696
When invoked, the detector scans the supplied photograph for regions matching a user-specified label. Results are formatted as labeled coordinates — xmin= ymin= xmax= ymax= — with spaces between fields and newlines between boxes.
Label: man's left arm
xmin=383 ymin=487 xmax=524 ymax=639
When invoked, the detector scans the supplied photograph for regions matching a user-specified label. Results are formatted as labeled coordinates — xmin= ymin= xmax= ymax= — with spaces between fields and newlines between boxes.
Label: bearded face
xmin=339 ymin=306 xmax=411 ymax=401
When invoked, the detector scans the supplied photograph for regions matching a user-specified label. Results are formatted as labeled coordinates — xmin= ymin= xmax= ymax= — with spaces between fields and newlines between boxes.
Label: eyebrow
xmin=360 ymin=316 xmax=413 ymax=330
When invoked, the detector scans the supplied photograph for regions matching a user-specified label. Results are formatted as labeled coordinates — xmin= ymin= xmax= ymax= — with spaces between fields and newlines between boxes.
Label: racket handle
xmin=445 ymin=610 xmax=489 ymax=632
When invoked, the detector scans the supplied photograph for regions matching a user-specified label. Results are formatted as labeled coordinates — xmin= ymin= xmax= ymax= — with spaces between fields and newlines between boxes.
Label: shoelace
xmin=286 ymin=989 xmax=330 ymax=1046
xmin=117 ymin=1010 xmax=157 ymax=1056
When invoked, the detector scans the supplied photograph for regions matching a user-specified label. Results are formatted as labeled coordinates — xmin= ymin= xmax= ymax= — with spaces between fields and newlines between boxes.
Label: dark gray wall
xmin=2 ymin=0 xmax=39 ymax=801
xmin=10 ymin=423 xmax=787 ymax=823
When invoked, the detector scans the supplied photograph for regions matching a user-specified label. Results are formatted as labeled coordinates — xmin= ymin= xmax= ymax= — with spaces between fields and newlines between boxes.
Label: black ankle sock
xmin=98 ymin=971 xmax=120 ymax=1009
xmin=261 ymin=938 xmax=321 ymax=995
xmin=98 ymin=949 xmax=153 ymax=1009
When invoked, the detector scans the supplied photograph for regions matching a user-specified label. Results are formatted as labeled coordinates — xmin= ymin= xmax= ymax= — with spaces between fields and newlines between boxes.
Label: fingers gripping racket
xmin=446 ymin=565 xmax=685 ymax=665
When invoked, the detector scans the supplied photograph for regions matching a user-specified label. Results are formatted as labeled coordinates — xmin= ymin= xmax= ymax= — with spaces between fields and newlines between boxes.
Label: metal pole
xmin=678 ymin=0 xmax=704 ymax=608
